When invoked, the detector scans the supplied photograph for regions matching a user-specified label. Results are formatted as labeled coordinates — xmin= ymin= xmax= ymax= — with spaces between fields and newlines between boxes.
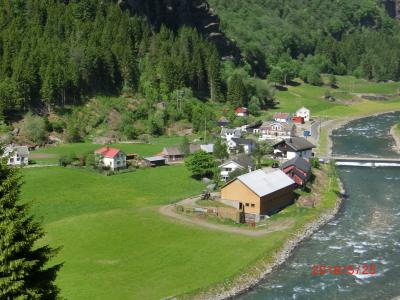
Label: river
xmin=239 ymin=112 xmax=400 ymax=300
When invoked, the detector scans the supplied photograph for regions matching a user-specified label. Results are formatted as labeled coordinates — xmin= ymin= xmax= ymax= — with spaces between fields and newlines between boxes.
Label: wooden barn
xmin=221 ymin=169 xmax=295 ymax=222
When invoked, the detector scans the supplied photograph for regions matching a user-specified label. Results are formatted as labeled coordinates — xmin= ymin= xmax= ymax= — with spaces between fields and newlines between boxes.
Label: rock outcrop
xmin=118 ymin=0 xmax=240 ymax=59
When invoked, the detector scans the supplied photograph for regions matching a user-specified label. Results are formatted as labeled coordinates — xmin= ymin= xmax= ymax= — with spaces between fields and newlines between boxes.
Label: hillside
xmin=119 ymin=0 xmax=240 ymax=58
xmin=208 ymin=0 xmax=400 ymax=81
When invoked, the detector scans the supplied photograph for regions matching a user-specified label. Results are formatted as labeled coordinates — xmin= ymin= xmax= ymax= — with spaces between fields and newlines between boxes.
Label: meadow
xmin=22 ymin=163 xmax=338 ymax=299
xmin=30 ymin=136 xmax=184 ymax=164
xmin=267 ymin=75 xmax=400 ymax=119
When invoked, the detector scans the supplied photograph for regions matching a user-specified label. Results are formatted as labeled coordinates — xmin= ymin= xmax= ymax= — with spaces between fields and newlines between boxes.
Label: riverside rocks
xmin=194 ymin=179 xmax=346 ymax=300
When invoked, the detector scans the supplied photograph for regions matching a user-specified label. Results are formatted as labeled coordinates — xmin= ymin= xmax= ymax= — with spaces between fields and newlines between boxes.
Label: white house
xmin=259 ymin=121 xmax=296 ymax=141
xmin=220 ymin=128 xmax=242 ymax=141
xmin=2 ymin=145 xmax=29 ymax=166
xmin=296 ymin=107 xmax=311 ymax=122
xmin=273 ymin=112 xmax=291 ymax=123
xmin=219 ymin=155 xmax=255 ymax=181
xmin=95 ymin=146 xmax=127 ymax=170
xmin=227 ymin=138 xmax=255 ymax=154
xmin=272 ymin=137 xmax=315 ymax=160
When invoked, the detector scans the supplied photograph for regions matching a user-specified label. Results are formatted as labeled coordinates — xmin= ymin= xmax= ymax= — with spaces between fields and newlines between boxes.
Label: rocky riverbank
xmin=191 ymin=174 xmax=346 ymax=300
xmin=390 ymin=124 xmax=400 ymax=154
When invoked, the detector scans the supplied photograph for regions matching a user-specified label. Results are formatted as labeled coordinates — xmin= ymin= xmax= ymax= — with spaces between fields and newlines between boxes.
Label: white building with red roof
xmin=273 ymin=112 xmax=291 ymax=123
xmin=95 ymin=146 xmax=127 ymax=170
xmin=235 ymin=107 xmax=248 ymax=117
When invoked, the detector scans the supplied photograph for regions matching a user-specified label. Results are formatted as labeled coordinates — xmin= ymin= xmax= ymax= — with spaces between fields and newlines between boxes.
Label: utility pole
xmin=204 ymin=117 xmax=207 ymax=143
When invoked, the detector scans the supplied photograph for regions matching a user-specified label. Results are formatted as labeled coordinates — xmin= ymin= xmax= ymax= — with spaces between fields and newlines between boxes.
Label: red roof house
xmin=235 ymin=107 xmax=249 ymax=117
xmin=94 ymin=146 xmax=126 ymax=170
xmin=292 ymin=116 xmax=305 ymax=124
xmin=273 ymin=112 xmax=291 ymax=123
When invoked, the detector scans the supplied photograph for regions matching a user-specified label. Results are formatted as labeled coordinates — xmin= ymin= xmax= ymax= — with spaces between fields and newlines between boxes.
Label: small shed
xmin=144 ymin=156 xmax=166 ymax=167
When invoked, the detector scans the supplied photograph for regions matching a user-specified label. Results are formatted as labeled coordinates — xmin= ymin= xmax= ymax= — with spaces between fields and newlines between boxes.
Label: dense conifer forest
xmin=209 ymin=0 xmax=400 ymax=81
xmin=1 ymin=0 xmax=400 ymax=141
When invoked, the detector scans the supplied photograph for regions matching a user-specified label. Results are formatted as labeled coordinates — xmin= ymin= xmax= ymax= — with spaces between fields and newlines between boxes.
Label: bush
xmin=22 ymin=113 xmax=48 ymax=144
xmin=310 ymin=158 xmax=321 ymax=169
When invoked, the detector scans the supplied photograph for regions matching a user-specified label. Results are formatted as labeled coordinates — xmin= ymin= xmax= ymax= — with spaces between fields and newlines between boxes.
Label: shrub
xmin=22 ymin=113 xmax=48 ymax=144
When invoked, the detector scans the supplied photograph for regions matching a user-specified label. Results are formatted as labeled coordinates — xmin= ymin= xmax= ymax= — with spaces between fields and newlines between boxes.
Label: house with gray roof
xmin=273 ymin=137 xmax=315 ymax=160
xmin=227 ymin=138 xmax=255 ymax=154
xmin=221 ymin=168 xmax=296 ymax=221
xmin=2 ymin=145 xmax=30 ymax=166
xmin=281 ymin=157 xmax=312 ymax=186
xmin=160 ymin=147 xmax=184 ymax=162
xmin=218 ymin=154 xmax=255 ymax=181
xmin=220 ymin=128 xmax=242 ymax=141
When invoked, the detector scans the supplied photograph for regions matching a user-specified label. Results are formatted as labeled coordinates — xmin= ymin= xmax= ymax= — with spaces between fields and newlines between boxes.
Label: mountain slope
xmin=118 ymin=0 xmax=240 ymax=59
xmin=208 ymin=0 xmax=400 ymax=81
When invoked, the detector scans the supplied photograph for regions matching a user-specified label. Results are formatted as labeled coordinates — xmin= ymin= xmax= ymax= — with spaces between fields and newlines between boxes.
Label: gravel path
xmin=159 ymin=199 xmax=294 ymax=237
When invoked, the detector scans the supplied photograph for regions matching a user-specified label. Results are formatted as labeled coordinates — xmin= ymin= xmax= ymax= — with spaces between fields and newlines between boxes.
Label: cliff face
xmin=118 ymin=0 xmax=240 ymax=59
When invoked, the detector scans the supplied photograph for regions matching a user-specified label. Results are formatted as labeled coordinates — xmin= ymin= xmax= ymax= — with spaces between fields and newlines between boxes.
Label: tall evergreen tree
xmin=0 ymin=159 xmax=62 ymax=299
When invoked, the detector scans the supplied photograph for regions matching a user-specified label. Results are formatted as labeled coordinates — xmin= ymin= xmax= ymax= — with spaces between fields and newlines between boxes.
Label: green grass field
xmin=31 ymin=136 xmax=184 ymax=164
xmin=269 ymin=76 xmax=400 ymax=118
xmin=21 ymin=164 xmax=339 ymax=299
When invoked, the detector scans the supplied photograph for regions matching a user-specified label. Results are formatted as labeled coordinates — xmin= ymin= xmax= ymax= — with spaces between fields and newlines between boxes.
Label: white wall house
xmin=273 ymin=137 xmax=315 ymax=160
xmin=95 ymin=146 xmax=127 ymax=170
xmin=219 ymin=155 xmax=254 ymax=181
xmin=273 ymin=112 xmax=290 ymax=123
xmin=2 ymin=145 xmax=29 ymax=166
xmin=227 ymin=138 xmax=255 ymax=154
xmin=296 ymin=107 xmax=311 ymax=122
xmin=259 ymin=122 xmax=296 ymax=141
xmin=220 ymin=128 xmax=242 ymax=141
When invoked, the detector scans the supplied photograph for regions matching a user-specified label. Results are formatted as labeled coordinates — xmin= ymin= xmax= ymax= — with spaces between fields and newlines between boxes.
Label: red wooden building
xmin=281 ymin=157 xmax=311 ymax=186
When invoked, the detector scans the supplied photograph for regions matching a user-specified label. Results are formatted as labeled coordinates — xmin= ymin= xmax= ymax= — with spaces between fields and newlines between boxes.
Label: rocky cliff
xmin=118 ymin=0 xmax=240 ymax=59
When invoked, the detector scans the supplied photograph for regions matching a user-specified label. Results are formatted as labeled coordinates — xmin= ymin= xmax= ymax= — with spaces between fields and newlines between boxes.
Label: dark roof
xmin=145 ymin=156 xmax=166 ymax=162
xmin=282 ymin=157 xmax=311 ymax=173
xmin=246 ymin=120 xmax=263 ymax=130
xmin=273 ymin=137 xmax=315 ymax=151
xmin=232 ymin=154 xmax=255 ymax=168
xmin=219 ymin=154 xmax=254 ymax=169
xmin=231 ymin=138 xmax=255 ymax=146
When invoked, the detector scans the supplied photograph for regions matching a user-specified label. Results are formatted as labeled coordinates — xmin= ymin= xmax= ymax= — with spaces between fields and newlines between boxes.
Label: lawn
xmin=30 ymin=136 xmax=184 ymax=164
xmin=21 ymin=163 xmax=339 ymax=299
xmin=267 ymin=76 xmax=400 ymax=118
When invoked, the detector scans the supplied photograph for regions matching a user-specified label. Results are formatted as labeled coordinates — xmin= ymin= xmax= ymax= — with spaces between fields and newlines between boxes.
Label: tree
xmin=328 ymin=74 xmax=338 ymax=88
xmin=22 ymin=113 xmax=48 ymax=145
xmin=227 ymin=73 xmax=247 ymax=107
xmin=213 ymin=138 xmax=228 ymax=160
xmin=248 ymin=96 xmax=261 ymax=116
xmin=252 ymin=141 xmax=273 ymax=168
xmin=180 ymin=136 xmax=190 ymax=155
xmin=0 ymin=159 xmax=62 ymax=299
xmin=268 ymin=67 xmax=284 ymax=86
xmin=228 ymin=167 xmax=248 ymax=181
xmin=185 ymin=151 xmax=216 ymax=178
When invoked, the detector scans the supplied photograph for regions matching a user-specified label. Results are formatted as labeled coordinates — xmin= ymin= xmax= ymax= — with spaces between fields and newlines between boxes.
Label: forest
xmin=1 ymin=0 xmax=400 ymax=141
xmin=209 ymin=0 xmax=400 ymax=82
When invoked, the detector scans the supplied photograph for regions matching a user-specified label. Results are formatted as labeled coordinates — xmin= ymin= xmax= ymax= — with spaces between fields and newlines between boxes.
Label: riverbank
xmin=317 ymin=109 xmax=400 ymax=157
xmin=390 ymin=123 xmax=400 ymax=154
xmin=187 ymin=164 xmax=344 ymax=300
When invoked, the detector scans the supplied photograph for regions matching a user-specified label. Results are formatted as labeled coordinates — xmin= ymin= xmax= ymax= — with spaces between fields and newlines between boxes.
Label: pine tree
xmin=0 ymin=160 xmax=62 ymax=299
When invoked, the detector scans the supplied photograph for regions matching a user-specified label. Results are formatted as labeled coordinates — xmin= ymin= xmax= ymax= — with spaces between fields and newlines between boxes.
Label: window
xmin=251 ymin=204 xmax=255 ymax=208
xmin=245 ymin=203 xmax=250 ymax=207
